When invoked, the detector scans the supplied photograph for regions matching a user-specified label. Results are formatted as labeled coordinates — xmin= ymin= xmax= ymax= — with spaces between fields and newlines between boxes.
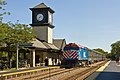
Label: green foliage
xmin=14 ymin=24 xmax=35 ymax=43
xmin=106 ymin=53 xmax=116 ymax=60
xmin=0 ymin=0 xmax=2 ymax=4
xmin=105 ymin=41 xmax=120 ymax=60
xmin=0 ymin=22 xmax=35 ymax=45
xmin=0 ymin=0 xmax=7 ymax=5
xmin=0 ymin=0 xmax=36 ymax=68
xmin=0 ymin=22 xmax=35 ymax=68
xmin=0 ymin=51 xmax=7 ymax=57
xmin=93 ymin=48 xmax=108 ymax=55
xmin=0 ymin=0 xmax=10 ymax=22
xmin=111 ymin=41 xmax=120 ymax=54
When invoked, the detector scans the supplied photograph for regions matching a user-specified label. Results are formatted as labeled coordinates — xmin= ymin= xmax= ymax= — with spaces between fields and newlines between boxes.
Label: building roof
xmin=53 ymin=39 xmax=66 ymax=51
xmin=31 ymin=38 xmax=48 ymax=49
xmin=42 ymin=41 xmax=59 ymax=50
xmin=17 ymin=38 xmax=59 ymax=51
xmin=35 ymin=38 xmax=59 ymax=50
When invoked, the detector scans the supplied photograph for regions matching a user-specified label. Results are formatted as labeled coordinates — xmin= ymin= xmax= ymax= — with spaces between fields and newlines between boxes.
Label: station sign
xmin=18 ymin=43 xmax=33 ymax=47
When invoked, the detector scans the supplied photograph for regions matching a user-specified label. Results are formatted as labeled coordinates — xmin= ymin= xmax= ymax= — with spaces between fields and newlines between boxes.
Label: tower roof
xmin=30 ymin=3 xmax=55 ymax=13
xmin=34 ymin=3 xmax=47 ymax=8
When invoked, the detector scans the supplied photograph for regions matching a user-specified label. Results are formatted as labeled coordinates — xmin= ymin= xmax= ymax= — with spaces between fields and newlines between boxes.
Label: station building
xmin=22 ymin=3 xmax=66 ymax=67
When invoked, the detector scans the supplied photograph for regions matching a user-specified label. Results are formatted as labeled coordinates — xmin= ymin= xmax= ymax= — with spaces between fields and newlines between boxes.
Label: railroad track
xmin=59 ymin=61 xmax=107 ymax=80
xmin=1 ymin=61 xmax=107 ymax=80
xmin=4 ymin=68 xmax=65 ymax=80
xmin=3 ymin=67 xmax=82 ymax=80
xmin=5 ymin=68 xmax=77 ymax=80
xmin=42 ymin=61 xmax=107 ymax=80
xmin=24 ymin=68 xmax=76 ymax=80
xmin=62 ymin=66 xmax=98 ymax=80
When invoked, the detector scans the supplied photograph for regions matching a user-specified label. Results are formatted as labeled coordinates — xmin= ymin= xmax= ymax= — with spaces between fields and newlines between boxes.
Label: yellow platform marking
xmin=1 ymin=66 xmax=60 ymax=77
xmin=84 ymin=61 xmax=111 ymax=80
xmin=96 ymin=60 xmax=111 ymax=72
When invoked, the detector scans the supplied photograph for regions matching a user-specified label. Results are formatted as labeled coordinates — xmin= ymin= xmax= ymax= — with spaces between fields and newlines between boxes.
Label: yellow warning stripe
xmin=96 ymin=61 xmax=111 ymax=72
xmin=1 ymin=66 xmax=59 ymax=77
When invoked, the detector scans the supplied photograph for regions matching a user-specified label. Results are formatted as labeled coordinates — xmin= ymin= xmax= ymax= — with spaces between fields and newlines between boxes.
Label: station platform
xmin=85 ymin=61 xmax=120 ymax=80
xmin=0 ymin=66 xmax=60 ymax=78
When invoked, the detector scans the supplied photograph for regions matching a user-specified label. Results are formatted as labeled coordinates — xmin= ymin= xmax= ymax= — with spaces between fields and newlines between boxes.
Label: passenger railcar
xmin=61 ymin=43 xmax=105 ymax=68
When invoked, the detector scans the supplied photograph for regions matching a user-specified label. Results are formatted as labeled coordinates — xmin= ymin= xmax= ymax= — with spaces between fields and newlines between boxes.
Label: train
xmin=61 ymin=43 xmax=105 ymax=68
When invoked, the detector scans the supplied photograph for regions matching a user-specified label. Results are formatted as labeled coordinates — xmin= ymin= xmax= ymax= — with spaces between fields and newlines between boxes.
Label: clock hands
xmin=36 ymin=14 xmax=44 ymax=21
xmin=39 ymin=16 xmax=42 ymax=19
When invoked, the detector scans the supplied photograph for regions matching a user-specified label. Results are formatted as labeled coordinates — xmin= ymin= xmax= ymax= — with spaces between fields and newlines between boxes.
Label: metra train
xmin=61 ymin=43 xmax=105 ymax=68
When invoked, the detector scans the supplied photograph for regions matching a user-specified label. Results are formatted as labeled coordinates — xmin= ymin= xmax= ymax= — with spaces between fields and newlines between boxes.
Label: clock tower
xmin=30 ymin=3 xmax=55 ymax=43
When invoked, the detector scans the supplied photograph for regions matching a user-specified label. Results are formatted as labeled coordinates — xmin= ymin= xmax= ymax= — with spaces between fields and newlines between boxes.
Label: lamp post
xmin=16 ymin=43 xmax=19 ymax=70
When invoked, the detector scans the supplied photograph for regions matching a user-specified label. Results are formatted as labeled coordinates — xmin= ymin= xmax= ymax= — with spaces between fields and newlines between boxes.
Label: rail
xmin=0 ymin=61 xmax=107 ymax=80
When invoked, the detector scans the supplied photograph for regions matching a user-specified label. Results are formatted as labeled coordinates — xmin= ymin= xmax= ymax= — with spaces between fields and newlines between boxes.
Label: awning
xmin=19 ymin=38 xmax=59 ymax=51
xmin=31 ymin=39 xmax=48 ymax=49
xmin=42 ymin=41 xmax=59 ymax=50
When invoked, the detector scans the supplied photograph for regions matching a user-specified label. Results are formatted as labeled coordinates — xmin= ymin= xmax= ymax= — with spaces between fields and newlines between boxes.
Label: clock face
xmin=36 ymin=14 xmax=44 ymax=21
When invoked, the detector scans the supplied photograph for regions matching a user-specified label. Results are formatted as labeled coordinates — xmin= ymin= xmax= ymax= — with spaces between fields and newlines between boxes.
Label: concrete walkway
xmin=95 ymin=61 xmax=120 ymax=80
xmin=85 ymin=61 xmax=120 ymax=80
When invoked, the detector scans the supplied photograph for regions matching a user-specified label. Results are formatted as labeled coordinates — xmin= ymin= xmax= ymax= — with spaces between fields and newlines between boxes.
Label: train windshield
xmin=64 ymin=46 xmax=79 ymax=51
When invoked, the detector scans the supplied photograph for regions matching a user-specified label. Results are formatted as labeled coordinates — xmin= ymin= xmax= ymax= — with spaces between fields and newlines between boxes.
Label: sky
xmin=2 ymin=0 xmax=120 ymax=52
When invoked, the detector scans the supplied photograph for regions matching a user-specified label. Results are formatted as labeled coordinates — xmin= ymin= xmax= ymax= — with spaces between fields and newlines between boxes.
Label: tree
xmin=93 ymin=48 xmax=108 ymax=55
xmin=0 ymin=0 xmax=35 ymax=68
xmin=111 ymin=41 xmax=120 ymax=54
xmin=0 ymin=0 xmax=10 ymax=22
xmin=0 ymin=0 xmax=10 ymax=45
xmin=0 ymin=22 xmax=35 ymax=68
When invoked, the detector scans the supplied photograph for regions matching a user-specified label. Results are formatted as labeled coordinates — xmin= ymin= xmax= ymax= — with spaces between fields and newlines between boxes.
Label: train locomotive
xmin=61 ymin=43 xmax=105 ymax=68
